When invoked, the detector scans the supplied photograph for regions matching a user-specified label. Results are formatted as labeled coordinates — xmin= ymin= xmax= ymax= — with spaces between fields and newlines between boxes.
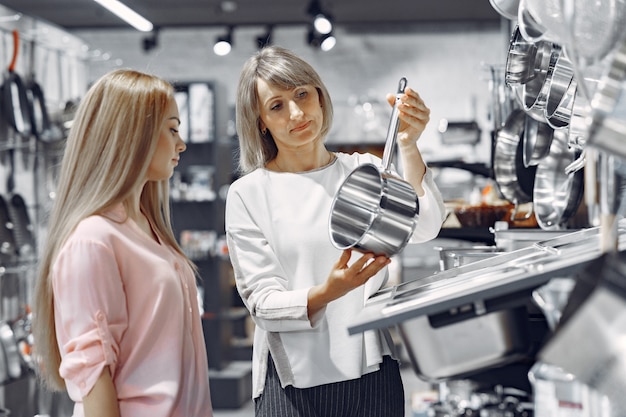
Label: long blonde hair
xmin=33 ymin=69 xmax=188 ymax=390
xmin=235 ymin=46 xmax=334 ymax=174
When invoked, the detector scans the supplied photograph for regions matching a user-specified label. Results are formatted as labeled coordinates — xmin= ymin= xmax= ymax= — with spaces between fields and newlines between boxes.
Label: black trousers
xmin=254 ymin=355 xmax=405 ymax=417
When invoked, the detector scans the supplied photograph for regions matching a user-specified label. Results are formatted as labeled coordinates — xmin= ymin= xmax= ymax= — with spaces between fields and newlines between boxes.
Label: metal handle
xmin=381 ymin=77 xmax=407 ymax=172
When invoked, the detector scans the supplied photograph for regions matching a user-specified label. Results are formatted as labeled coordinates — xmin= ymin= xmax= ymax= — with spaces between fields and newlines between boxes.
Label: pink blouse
xmin=52 ymin=205 xmax=213 ymax=417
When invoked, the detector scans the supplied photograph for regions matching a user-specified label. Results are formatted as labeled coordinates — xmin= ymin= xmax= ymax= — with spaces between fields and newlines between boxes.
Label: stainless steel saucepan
xmin=328 ymin=78 xmax=419 ymax=257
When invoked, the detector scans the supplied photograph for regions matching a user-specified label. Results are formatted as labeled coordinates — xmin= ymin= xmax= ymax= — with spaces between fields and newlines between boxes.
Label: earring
xmin=261 ymin=128 xmax=267 ymax=135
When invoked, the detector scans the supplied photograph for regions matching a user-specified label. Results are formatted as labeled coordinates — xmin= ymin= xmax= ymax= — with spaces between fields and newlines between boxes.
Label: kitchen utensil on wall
xmin=533 ymin=129 xmax=585 ymax=230
xmin=6 ymin=193 xmax=36 ymax=258
xmin=522 ymin=116 xmax=554 ymax=167
xmin=519 ymin=43 xmax=560 ymax=123
xmin=585 ymin=35 xmax=626 ymax=161
xmin=1 ymin=30 xmax=33 ymax=140
xmin=543 ymin=52 xmax=577 ymax=129
xmin=329 ymin=77 xmax=420 ymax=257
xmin=519 ymin=0 xmax=626 ymax=64
xmin=505 ymin=26 xmax=538 ymax=86
xmin=0 ymin=194 xmax=17 ymax=263
xmin=488 ymin=0 xmax=520 ymax=20
xmin=493 ymin=109 xmax=537 ymax=206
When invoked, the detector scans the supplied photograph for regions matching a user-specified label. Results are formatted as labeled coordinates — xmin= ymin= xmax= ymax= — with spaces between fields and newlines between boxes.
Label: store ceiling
xmin=1 ymin=0 xmax=501 ymax=31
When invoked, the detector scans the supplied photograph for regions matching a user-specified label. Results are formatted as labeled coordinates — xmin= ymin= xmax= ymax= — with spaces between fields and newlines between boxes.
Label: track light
xmin=313 ymin=14 xmax=332 ymax=35
xmin=307 ymin=0 xmax=333 ymax=34
xmin=256 ymin=25 xmax=273 ymax=49
xmin=213 ymin=27 xmax=233 ymax=56
xmin=307 ymin=27 xmax=336 ymax=51
xmin=142 ymin=29 xmax=159 ymax=53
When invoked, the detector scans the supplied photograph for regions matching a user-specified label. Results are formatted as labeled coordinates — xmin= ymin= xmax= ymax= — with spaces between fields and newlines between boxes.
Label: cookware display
xmin=329 ymin=77 xmax=420 ymax=257
xmin=522 ymin=116 xmax=553 ymax=167
xmin=532 ymin=129 xmax=585 ymax=230
xmin=518 ymin=0 xmax=626 ymax=64
xmin=585 ymin=35 xmax=626 ymax=161
xmin=493 ymin=109 xmax=536 ymax=206
xmin=505 ymin=26 xmax=538 ymax=86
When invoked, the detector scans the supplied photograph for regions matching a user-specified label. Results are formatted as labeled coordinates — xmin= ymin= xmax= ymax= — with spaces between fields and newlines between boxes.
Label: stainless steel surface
xmin=329 ymin=78 xmax=419 ymax=257
xmin=347 ymin=221 xmax=626 ymax=336
xmin=437 ymin=246 xmax=501 ymax=270
xmin=505 ymin=26 xmax=538 ymax=86
xmin=533 ymin=128 xmax=585 ymax=230
xmin=520 ymin=42 xmax=560 ymax=123
xmin=493 ymin=109 xmax=535 ymax=205
xmin=544 ymin=51 xmax=576 ymax=129
xmin=328 ymin=163 xmax=419 ymax=256
xmin=398 ymin=306 xmax=530 ymax=381
xmin=493 ymin=227 xmax=573 ymax=251
xmin=522 ymin=116 xmax=553 ymax=167
xmin=520 ymin=0 xmax=626 ymax=64
xmin=489 ymin=0 xmax=520 ymax=20
xmin=586 ymin=35 xmax=626 ymax=160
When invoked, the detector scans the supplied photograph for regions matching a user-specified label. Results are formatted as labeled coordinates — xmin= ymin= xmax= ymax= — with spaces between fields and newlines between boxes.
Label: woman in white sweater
xmin=225 ymin=46 xmax=445 ymax=417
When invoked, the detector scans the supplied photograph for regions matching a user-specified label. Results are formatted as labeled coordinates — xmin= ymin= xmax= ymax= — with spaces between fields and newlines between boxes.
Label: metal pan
xmin=493 ymin=109 xmax=537 ymax=206
xmin=505 ymin=26 xmax=538 ymax=86
xmin=520 ymin=42 xmax=560 ymax=123
xmin=585 ymin=35 xmax=626 ymax=160
xmin=329 ymin=78 xmax=419 ymax=257
xmin=523 ymin=115 xmax=554 ymax=167
xmin=544 ymin=51 xmax=576 ymax=129
xmin=533 ymin=129 xmax=584 ymax=230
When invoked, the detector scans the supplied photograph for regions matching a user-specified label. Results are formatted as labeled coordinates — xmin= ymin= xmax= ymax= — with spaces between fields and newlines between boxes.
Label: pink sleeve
xmin=52 ymin=239 xmax=128 ymax=398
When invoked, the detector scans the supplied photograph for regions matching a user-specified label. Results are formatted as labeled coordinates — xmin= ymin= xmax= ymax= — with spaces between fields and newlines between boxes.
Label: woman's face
xmin=146 ymin=98 xmax=186 ymax=181
xmin=256 ymin=78 xmax=324 ymax=150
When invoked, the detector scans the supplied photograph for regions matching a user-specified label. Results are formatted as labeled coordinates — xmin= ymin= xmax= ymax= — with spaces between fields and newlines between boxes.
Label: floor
xmin=212 ymin=362 xmax=431 ymax=417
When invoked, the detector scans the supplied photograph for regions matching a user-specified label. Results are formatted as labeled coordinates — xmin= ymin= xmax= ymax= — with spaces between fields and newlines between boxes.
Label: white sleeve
xmin=225 ymin=187 xmax=323 ymax=333
xmin=410 ymin=167 xmax=446 ymax=243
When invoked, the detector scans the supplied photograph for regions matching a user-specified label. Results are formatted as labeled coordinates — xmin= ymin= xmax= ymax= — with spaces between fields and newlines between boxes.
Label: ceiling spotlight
xmin=307 ymin=27 xmax=336 ymax=52
xmin=307 ymin=0 xmax=333 ymax=34
xmin=307 ymin=0 xmax=333 ymax=35
xmin=320 ymin=33 xmax=336 ymax=51
xmin=213 ymin=27 xmax=233 ymax=56
xmin=142 ymin=29 xmax=159 ymax=53
xmin=256 ymin=25 xmax=273 ymax=49
xmin=313 ymin=14 xmax=332 ymax=35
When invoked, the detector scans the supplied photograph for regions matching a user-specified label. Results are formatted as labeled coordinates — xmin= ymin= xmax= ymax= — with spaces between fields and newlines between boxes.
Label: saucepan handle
xmin=381 ymin=77 xmax=407 ymax=172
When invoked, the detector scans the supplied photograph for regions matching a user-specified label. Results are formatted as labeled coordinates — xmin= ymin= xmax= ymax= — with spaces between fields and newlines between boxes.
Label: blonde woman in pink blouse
xmin=32 ymin=69 xmax=213 ymax=417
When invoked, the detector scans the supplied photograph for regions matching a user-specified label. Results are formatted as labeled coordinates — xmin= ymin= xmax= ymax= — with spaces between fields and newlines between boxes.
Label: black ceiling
xmin=1 ymin=0 xmax=502 ymax=31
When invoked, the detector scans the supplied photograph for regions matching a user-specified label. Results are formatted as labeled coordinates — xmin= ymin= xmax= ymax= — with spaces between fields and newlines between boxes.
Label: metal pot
xmin=329 ymin=78 xmax=419 ymax=257
xmin=505 ymin=26 xmax=538 ymax=86
xmin=493 ymin=109 xmax=537 ymax=206
xmin=519 ymin=42 xmax=560 ymax=123
xmin=523 ymin=115 xmax=553 ymax=167
xmin=533 ymin=129 xmax=585 ymax=230
xmin=488 ymin=0 xmax=520 ymax=20
xmin=585 ymin=35 xmax=626 ymax=160
xmin=398 ymin=305 xmax=532 ymax=382
xmin=544 ymin=51 xmax=576 ymax=129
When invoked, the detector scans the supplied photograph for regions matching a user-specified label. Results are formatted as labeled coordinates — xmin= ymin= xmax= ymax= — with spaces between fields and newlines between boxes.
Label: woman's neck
xmin=270 ymin=148 xmax=335 ymax=173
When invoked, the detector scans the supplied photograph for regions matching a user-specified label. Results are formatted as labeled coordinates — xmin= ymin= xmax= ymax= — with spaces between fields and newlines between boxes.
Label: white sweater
xmin=225 ymin=151 xmax=445 ymax=398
